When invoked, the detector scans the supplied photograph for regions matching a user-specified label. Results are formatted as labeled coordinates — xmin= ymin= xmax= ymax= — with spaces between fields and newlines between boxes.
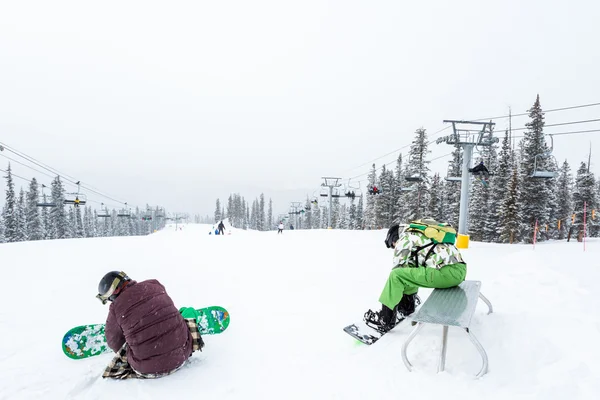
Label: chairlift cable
xmin=0 ymin=153 xmax=57 ymax=181
xmin=342 ymin=101 xmax=600 ymax=181
xmin=0 ymin=141 xmax=133 ymax=208
xmin=494 ymin=118 xmax=600 ymax=133
xmin=472 ymin=101 xmax=600 ymax=122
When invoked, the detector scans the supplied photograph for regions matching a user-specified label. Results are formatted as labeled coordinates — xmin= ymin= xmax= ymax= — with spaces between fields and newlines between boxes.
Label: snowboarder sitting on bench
xmin=97 ymin=271 xmax=204 ymax=379
xmin=364 ymin=220 xmax=467 ymax=333
xmin=468 ymin=161 xmax=490 ymax=177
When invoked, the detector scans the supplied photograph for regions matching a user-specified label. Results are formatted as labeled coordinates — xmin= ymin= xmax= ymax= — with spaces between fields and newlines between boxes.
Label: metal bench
xmin=401 ymin=280 xmax=493 ymax=378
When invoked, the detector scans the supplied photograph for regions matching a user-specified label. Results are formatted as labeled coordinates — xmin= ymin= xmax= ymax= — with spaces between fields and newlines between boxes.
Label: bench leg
xmin=464 ymin=328 xmax=489 ymax=378
xmin=438 ymin=325 xmax=449 ymax=373
xmin=479 ymin=292 xmax=493 ymax=315
xmin=402 ymin=322 xmax=425 ymax=372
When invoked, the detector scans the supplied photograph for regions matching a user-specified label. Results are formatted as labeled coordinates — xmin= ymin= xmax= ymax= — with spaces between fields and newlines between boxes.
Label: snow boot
xmin=364 ymin=304 xmax=396 ymax=333
xmin=396 ymin=293 xmax=421 ymax=318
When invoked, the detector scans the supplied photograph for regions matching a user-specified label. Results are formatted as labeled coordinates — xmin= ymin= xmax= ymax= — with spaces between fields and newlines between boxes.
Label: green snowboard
xmin=62 ymin=306 xmax=230 ymax=360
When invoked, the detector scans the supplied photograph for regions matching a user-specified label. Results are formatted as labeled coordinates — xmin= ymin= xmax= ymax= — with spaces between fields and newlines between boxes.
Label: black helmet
xmin=384 ymin=225 xmax=400 ymax=249
xmin=97 ymin=271 xmax=131 ymax=304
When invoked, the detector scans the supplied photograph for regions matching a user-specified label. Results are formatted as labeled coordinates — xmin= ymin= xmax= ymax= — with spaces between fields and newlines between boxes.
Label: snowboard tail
xmin=62 ymin=306 xmax=230 ymax=360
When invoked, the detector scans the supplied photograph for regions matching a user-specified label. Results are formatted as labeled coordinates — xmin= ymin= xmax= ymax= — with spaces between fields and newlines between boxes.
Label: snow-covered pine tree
xmin=25 ymin=178 xmax=43 ymax=241
xmin=226 ymin=195 xmax=234 ymax=224
xmin=348 ymin=197 xmax=356 ymax=230
xmin=259 ymin=194 xmax=265 ymax=231
xmin=16 ymin=188 xmax=27 ymax=241
xmin=572 ymin=162 xmax=597 ymax=239
xmin=404 ymin=128 xmax=431 ymax=221
xmin=468 ymin=159 xmax=489 ymax=242
xmin=394 ymin=153 xmax=408 ymax=223
xmin=0 ymin=209 xmax=5 ymax=243
xmin=338 ymin=203 xmax=349 ymax=229
xmin=518 ymin=95 xmax=554 ymax=243
xmin=375 ymin=165 xmax=395 ymax=228
xmin=214 ymin=199 xmax=222 ymax=223
xmin=312 ymin=201 xmax=320 ymax=229
xmin=544 ymin=157 xmax=560 ymax=239
xmin=242 ymin=199 xmax=248 ymax=229
xmin=84 ymin=206 xmax=95 ymax=237
xmin=428 ymin=173 xmax=444 ymax=222
xmin=41 ymin=195 xmax=50 ymax=239
xmin=75 ymin=206 xmax=84 ymax=238
xmin=356 ymin=194 xmax=364 ymax=229
xmin=245 ymin=203 xmax=250 ymax=230
xmin=364 ymin=164 xmax=378 ymax=229
xmin=444 ymin=144 xmax=462 ymax=228
xmin=268 ymin=198 xmax=273 ymax=230
xmin=490 ymin=131 xmax=512 ymax=242
xmin=50 ymin=176 xmax=68 ymax=239
xmin=3 ymin=163 xmax=17 ymax=242
xmin=331 ymin=197 xmax=340 ymax=228
xmin=250 ymin=199 xmax=258 ymax=230
xmin=469 ymin=132 xmax=498 ymax=242
xmin=304 ymin=197 xmax=312 ymax=229
xmin=498 ymin=166 xmax=521 ymax=243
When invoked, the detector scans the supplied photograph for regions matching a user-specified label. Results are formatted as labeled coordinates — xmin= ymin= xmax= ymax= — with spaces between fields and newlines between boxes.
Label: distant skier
xmin=97 ymin=271 xmax=204 ymax=379
xmin=278 ymin=222 xmax=284 ymax=234
xmin=363 ymin=220 xmax=467 ymax=333
xmin=218 ymin=221 xmax=225 ymax=235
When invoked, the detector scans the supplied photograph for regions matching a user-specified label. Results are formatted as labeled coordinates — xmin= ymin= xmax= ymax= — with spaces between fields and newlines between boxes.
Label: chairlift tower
xmin=436 ymin=120 xmax=498 ymax=247
xmin=321 ymin=177 xmax=342 ymax=229
xmin=290 ymin=201 xmax=302 ymax=229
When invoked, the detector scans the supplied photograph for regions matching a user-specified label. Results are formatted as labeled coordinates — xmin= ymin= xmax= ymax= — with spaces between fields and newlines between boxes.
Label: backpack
xmin=395 ymin=219 xmax=460 ymax=269
xmin=405 ymin=219 xmax=456 ymax=245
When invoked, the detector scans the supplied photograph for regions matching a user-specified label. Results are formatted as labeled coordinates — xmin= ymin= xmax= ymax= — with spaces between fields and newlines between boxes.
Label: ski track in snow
xmin=1 ymin=224 xmax=600 ymax=399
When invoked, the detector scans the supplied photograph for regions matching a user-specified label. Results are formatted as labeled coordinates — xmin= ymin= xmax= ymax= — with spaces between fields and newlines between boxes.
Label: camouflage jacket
xmin=392 ymin=231 xmax=465 ymax=270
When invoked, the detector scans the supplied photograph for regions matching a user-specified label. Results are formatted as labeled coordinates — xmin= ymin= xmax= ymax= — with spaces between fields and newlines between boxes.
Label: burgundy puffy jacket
xmin=105 ymin=279 xmax=192 ymax=374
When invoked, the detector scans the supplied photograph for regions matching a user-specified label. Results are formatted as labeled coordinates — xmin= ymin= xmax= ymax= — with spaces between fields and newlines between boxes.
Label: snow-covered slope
xmin=1 ymin=224 xmax=599 ymax=399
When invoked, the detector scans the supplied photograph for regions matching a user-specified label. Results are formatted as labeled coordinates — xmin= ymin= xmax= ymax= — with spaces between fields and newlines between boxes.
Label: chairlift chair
xmin=404 ymin=174 xmax=423 ymax=183
xmin=344 ymin=180 xmax=362 ymax=198
xmin=36 ymin=185 xmax=56 ymax=207
xmin=445 ymin=165 xmax=462 ymax=182
xmin=529 ymin=135 xmax=559 ymax=179
xmin=141 ymin=209 xmax=153 ymax=221
xmin=530 ymin=154 xmax=558 ymax=179
xmin=367 ymin=184 xmax=381 ymax=195
xmin=399 ymin=185 xmax=417 ymax=192
xmin=405 ymin=153 xmax=424 ymax=182
xmin=64 ymin=181 xmax=87 ymax=206
xmin=97 ymin=203 xmax=110 ymax=218
xmin=117 ymin=204 xmax=131 ymax=218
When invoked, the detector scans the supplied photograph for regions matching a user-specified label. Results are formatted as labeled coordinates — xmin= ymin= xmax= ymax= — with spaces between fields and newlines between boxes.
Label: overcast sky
xmin=1 ymin=0 xmax=599 ymax=217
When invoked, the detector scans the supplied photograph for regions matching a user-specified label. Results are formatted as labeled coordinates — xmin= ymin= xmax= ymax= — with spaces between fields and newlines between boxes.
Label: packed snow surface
xmin=1 ymin=224 xmax=599 ymax=399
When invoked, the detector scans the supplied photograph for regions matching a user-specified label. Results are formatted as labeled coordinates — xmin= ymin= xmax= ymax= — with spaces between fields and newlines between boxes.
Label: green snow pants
xmin=378 ymin=263 xmax=467 ymax=310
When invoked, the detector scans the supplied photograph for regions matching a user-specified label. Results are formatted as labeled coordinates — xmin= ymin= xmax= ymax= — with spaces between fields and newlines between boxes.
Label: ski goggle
xmin=96 ymin=271 xmax=128 ymax=305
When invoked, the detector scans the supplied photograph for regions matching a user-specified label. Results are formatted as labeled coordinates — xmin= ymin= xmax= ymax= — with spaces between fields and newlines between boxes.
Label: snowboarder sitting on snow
xmin=97 ymin=271 xmax=204 ymax=379
xmin=468 ymin=161 xmax=490 ymax=177
xmin=218 ymin=221 xmax=225 ymax=235
xmin=364 ymin=220 xmax=467 ymax=333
